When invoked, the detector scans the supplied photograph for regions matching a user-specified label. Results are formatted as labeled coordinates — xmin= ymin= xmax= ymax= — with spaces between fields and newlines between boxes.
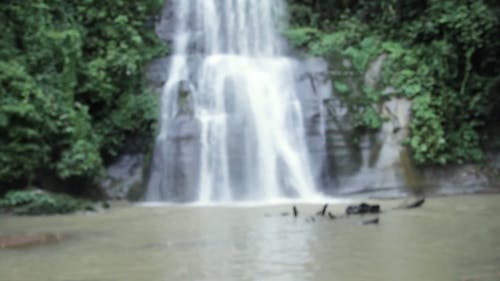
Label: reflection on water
xmin=0 ymin=195 xmax=499 ymax=281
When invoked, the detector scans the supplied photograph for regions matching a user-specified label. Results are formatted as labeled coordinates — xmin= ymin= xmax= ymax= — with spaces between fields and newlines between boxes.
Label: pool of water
xmin=1 ymin=194 xmax=499 ymax=281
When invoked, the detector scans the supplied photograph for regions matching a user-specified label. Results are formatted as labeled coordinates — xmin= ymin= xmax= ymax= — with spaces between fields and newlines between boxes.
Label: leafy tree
xmin=288 ymin=0 xmax=500 ymax=165
xmin=0 ymin=0 xmax=167 ymax=193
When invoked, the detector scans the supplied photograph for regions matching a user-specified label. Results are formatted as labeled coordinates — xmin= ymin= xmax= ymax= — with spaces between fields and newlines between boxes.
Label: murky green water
xmin=1 ymin=195 xmax=499 ymax=281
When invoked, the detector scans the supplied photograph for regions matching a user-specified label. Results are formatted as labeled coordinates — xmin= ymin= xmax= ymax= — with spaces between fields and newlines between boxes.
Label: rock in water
xmin=346 ymin=203 xmax=381 ymax=215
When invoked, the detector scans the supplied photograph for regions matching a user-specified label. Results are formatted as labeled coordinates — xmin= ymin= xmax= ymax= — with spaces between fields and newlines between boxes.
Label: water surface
xmin=1 ymin=195 xmax=499 ymax=281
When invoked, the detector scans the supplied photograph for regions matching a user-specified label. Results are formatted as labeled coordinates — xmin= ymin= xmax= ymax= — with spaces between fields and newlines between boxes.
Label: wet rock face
xmin=100 ymin=154 xmax=145 ymax=200
xmin=123 ymin=1 xmax=202 ymax=201
xmin=319 ymin=54 xmax=419 ymax=196
xmin=155 ymin=3 xmax=176 ymax=44
xmin=146 ymin=57 xmax=171 ymax=90
xmin=419 ymin=165 xmax=490 ymax=194
xmin=142 ymin=2 xmax=206 ymax=201
xmin=294 ymin=58 xmax=334 ymax=191
xmin=145 ymin=81 xmax=201 ymax=202
xmin=319 ymin=54 xmax=493 ymax=196
xmin=146 ymin=117 xmax=201 ymax=202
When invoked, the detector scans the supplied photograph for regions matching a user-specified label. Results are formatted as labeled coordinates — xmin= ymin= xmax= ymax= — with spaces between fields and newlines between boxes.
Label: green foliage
xmin=353 ymin=106 xmax=383 ymax=131
xmin=309 ymin=32 xmax=348 ymax=58
xmin=310 ymin=31 xmax=386 ymax=131
xmin=0 ymin=0 xmax=166 ymax=190
xmin=334 ymin=81 xmax=349 ymax=94
xmin=285 ymin=27 xmax=320 ymax=50
xmin=287 ymin=2 xmax=317 ymax=27
xmin=408 ymin=94 xmax=448 ymax=164
xmin=289 ymin=0 xmax=500 ymax=165
xmin=0 ymin=190 xmax=92 ymax=215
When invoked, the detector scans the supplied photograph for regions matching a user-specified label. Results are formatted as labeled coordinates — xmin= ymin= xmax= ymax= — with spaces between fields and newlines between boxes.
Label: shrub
xmin=0 ymin=189 xmax=93 ymax=215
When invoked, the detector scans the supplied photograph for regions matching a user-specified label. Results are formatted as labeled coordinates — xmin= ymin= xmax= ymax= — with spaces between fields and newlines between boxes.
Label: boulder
xmin=345 ymin=203 xmax=381 ymax=215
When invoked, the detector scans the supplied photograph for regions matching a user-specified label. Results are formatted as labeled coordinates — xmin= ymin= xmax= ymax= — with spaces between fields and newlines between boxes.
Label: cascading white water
xmin=146 ymin=0 xmax=319 ymax=202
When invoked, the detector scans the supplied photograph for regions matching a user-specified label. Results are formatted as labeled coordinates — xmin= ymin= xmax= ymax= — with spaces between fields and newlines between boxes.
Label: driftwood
xmin=316 ymin=204 xmax=328 ymax=216
xmin=283 ymin=196 xmax=426 ymax=225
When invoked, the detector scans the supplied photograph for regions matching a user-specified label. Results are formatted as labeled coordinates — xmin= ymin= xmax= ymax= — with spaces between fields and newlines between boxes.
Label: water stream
xmin=146 ymin=0 xmax=319 ymax=202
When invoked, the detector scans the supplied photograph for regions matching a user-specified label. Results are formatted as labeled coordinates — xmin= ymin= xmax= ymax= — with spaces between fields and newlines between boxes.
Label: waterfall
xmin=146 ymin=0 xmax=320 ymax=202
